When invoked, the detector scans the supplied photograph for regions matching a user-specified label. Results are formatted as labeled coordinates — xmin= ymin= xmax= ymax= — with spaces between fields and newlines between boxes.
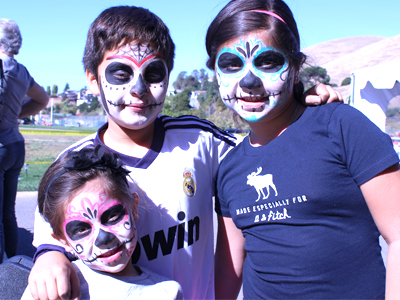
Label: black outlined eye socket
xmin=105 ymin=62 xmax=133 ymax=85
xmin=144 ymin=60 xmax=167 ymax=84
xmin=101 ymin=204 xmax=126 ymax=226
xmin=65 ymin=220 xmax=92 ymax=241
xmin=254 ymin=51 xmax=286 ymax=73
xmin=217 ymin=53 xmax=244 ymax=74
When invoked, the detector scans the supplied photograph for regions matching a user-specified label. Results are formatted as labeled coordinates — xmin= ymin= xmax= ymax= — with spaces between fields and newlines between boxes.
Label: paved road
xmin=15 ymin=191 xmax=38 ymax=258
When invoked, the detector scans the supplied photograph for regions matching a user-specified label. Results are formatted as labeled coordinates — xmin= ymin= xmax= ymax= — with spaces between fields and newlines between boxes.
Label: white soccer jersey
xmin=33 ymin=115 xmax=236 ymax=300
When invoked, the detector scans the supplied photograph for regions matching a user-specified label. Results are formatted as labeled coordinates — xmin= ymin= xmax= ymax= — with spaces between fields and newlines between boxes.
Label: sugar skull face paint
xmin=215 ymin=34 xmax=294 ymax=122
xmin=98 ymin=42 xmax=168 ymax=130
xmin=63 ymin=190 xmax=137 ymax=273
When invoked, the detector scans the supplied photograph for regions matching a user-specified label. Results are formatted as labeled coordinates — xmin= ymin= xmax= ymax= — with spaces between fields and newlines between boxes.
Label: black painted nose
xmin=95 ymin=229 xmax=116 ymax=247
xmin=130 ymin=74 xmax=148 ymax=97
xmin=239 ymin=71 xmax=263 ymax=90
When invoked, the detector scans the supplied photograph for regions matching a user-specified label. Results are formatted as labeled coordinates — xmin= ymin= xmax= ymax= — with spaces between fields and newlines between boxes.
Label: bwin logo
xmin=247 ymin=167 xmax=278 ymax=202
xmin=131 ymin=211 xmax=200 ymax=263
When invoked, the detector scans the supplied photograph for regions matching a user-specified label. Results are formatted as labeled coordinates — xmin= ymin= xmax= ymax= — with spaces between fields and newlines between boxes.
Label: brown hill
xmin=302 ymin=36 xmax=386 ymax=66
xmin=302 ymin=34 xmax=400 ymax=101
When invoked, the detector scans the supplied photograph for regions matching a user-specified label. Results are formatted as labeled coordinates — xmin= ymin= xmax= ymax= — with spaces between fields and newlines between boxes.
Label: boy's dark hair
xmin=83 ymin=6 xmax=175 ymax=80
xmin=205 ymin=0 xmax=306 ymax=100
xmin=38 ymin=145 xmax=136 ymax=238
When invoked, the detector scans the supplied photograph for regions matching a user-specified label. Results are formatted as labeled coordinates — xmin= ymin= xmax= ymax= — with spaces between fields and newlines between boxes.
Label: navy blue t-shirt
xmin=216 ymin=103 xmax=399 ymax=299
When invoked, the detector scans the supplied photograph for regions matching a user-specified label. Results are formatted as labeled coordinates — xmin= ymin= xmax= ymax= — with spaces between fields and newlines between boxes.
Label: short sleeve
xmin=215 ymin=168 xmax=233 ymax=217
xmin=328 ymin=104 xmax=399 ymax=185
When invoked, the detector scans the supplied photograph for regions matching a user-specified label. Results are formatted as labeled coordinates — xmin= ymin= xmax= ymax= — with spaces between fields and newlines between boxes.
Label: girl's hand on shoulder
xmin=28 ymin=251 xmax=80 ymax=300
xmin=302 ymin=83 xmax=343 ymax=106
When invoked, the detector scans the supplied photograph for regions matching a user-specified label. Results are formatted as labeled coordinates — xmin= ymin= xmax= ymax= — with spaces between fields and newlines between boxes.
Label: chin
xmin=89 ymin=259 xmax=130 ymax=273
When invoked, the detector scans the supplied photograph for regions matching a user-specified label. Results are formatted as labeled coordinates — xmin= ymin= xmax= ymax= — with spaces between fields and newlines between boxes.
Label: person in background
xmin=0 ymin=19 xmax=49 ymax=264
xmin=206 ymin=0 xmax=400 ymax=299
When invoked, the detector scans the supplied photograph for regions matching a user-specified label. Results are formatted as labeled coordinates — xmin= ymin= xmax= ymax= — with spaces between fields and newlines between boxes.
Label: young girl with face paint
xmin=28 ymin=5 xmax=343 ymax=300
xmin=207 ymin=0 xmax=400 ymax=299
xmin=22 ymin=145 xmax=183 ymax=300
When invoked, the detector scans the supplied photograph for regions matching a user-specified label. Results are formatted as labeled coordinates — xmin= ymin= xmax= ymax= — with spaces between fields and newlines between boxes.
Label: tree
xmin=161 ymin=89 xmax=192 ymax=117
xmin=341 ymin=77 xmax=351 ymax=86
xmin=191 ymin=70 xmax=199 ymax=82
xmin=46 ymin=86 xmax=51 ymax=96
xmin=77 ymin=102 xmax=89 ymax=113
xmin=172 ymin=71 xmax=187 ymax=91
xmin=172 ymin=71 xmax=202 ymax=91
xmin=64 ymin=83 xmax=70 ymax=92
xmin=184 ymin=75 xmax=200 ymax=90
xmin=172 ymin=89 xmax=191 ymax=111
xmin=199 ymin=68 xmax=208 ymax=82
xmin=300 ymin=66 xmax=331 ymax=90
xmin=89 ymin=96 xmax=100 ymax=112
xmin=52 ymin=85 xmax=58 ymax=97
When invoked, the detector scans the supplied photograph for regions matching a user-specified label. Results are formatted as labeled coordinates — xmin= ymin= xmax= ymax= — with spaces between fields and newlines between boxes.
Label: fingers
xmin=28 ymin=278 xmax=39 ymax=300
xmin=68 ymin=266 xmax=81 ymax=300
xmin=302 ymin=83 xmax=343 ymax=106
xmin=56 ymin=270 xmax=72 ymax=300
xmin=28 ymin=275 xmax=59 ymax=300
xmin=323 ymin=84 xmax=343 ymax=103
xmin=27 ymin=251 xmax=79 ymax=300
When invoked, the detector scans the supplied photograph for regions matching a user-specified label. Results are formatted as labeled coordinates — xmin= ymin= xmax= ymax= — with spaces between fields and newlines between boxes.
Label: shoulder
xmin=2 ymin=57 xmax=32 ymax=82
xmin=309 ymin=102 xmax=367 ymax=120
xmin=303 ymin=103 xmax=380 ymax=135
xmin=323 ymin=103 xmax=384 ymax=133
xmin=220 ymin=135 xmax=247 ymax=164
xmin=158 ymin=115 xmax=236 ymax=146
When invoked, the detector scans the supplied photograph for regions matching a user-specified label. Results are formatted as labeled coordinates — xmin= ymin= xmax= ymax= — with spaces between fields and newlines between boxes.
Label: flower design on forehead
xmin=236 ymin=41 xmax=259 ymax=59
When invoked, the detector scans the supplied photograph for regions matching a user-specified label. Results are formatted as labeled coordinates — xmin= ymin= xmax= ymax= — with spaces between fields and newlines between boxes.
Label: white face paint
xmin=215 ymin=34 xmax=294 ymax=122
xmin=98 ymin=42 xmax=168 ymax=130
xmin=63 ymin=190 xmax=137 ymax=273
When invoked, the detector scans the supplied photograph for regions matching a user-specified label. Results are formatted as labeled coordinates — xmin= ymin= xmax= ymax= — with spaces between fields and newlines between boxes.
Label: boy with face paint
xmin=21 ymin=145 xmax=183 ymax=300
xmin=28 ymin=5 xmax=342 ymax=300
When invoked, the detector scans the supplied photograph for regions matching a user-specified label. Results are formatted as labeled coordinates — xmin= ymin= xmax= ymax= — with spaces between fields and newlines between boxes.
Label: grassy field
xmin=18 ymin=132 xmax=91 ymax=191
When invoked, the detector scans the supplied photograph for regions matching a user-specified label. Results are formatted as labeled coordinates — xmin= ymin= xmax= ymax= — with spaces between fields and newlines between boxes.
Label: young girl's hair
xmin=38 ymin=145 xmax=136 ymax=238
xmin=205 ymin=0 xmax=306 ymax=100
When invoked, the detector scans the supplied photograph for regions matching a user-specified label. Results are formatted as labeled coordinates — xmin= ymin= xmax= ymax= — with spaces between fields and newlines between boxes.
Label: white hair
xmin=0 ymin=19 xmax=22 ymax=56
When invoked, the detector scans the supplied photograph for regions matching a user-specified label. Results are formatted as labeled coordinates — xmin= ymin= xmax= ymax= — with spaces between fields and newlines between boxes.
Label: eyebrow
xmin=106 ymin=54 xmax=161 ymax=68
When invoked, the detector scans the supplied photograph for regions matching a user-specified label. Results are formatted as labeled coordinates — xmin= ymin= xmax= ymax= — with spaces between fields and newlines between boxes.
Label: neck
xmin=102 ymin=119 xmax=154 ymax=158
xmin=249 ymin=100 xmax=305 ymax=146
xmin=99 ymin=258 xmax=140 ymax=278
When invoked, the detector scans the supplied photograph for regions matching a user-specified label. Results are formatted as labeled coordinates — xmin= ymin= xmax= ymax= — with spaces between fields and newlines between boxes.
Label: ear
xmin=132 ymin=192 xmax=140 ymax=222
xmin=51 ymin=233 xmax=74 ymax=253
xmin=86 ymin=70 xmax=100 ymax=95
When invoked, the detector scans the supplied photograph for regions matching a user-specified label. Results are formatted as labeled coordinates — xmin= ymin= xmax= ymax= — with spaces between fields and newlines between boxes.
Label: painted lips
xmin=97 ymin=244 xmax=125 ymax=264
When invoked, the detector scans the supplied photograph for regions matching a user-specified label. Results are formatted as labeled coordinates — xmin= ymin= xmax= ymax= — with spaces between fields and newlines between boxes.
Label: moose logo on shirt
xmin=247 ymin=167 xmax=278 ymax=202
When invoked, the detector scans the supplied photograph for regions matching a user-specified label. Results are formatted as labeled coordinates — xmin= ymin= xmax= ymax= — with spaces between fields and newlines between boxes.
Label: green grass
xmin=18 ymin=163 xmax=51 ymax=191
xmin=17 ymin=132 xmax=89 ymax=191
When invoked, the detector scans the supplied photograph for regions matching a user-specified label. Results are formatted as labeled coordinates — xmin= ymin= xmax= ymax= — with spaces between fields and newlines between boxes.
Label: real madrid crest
xmin=183 ymin=170 xmax=196 ymax=197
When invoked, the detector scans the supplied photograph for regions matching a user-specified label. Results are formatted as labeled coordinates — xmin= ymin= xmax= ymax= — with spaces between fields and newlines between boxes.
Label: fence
xmin=39 ymin=114 xmax=107 ymax=128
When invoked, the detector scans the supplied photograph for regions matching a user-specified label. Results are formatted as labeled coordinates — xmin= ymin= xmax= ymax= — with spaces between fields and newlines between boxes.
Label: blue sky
xmin=2 ymin=0 xmax=399 ymax=91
